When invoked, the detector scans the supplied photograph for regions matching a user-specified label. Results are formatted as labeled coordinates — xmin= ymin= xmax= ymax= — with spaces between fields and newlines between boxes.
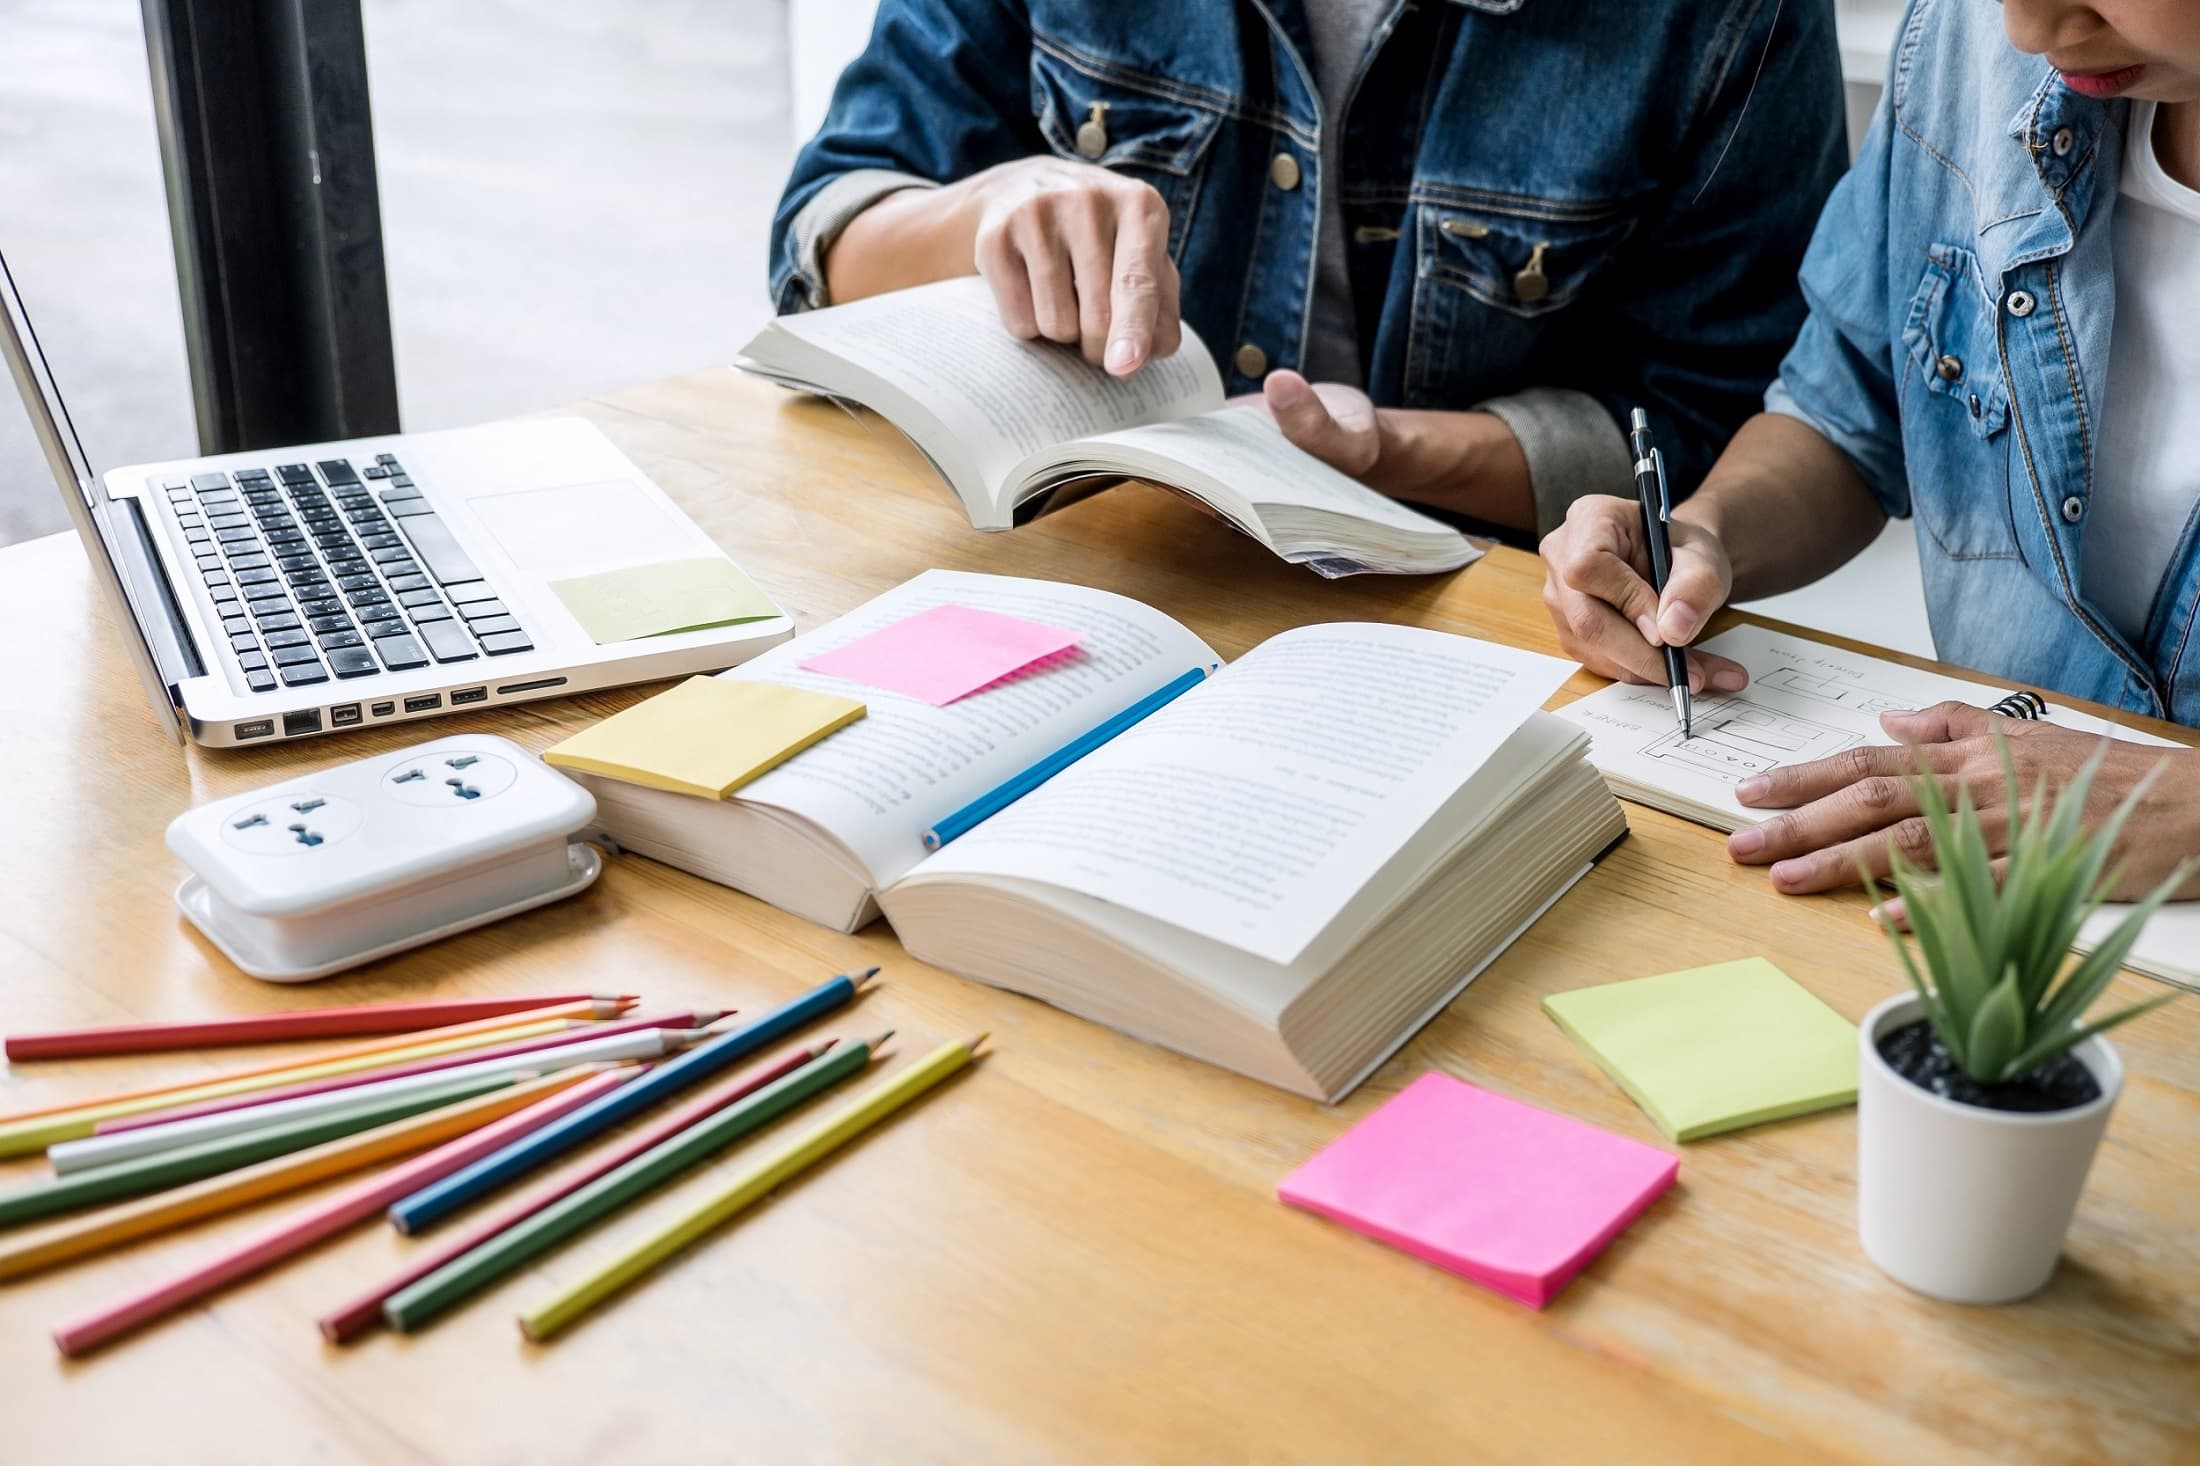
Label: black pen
xmin=1628 ymin=408 xmax=1693 ymax=739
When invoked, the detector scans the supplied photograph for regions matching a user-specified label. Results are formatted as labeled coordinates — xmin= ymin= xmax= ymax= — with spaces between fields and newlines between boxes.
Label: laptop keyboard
xmin=160 ymin=453 xmax=534 ymax=693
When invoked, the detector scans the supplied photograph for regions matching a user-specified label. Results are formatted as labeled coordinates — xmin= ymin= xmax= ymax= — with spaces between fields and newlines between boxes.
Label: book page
xmin=916 ymin=623 xmax=1576 ymax=964
xmin=1560 ymin=623 xmax=2195 ymax=987
xmin=767 ymin=278 xmax=1223 ymax=498
xmin=726 ymin=570 xmax=1218 ymax=889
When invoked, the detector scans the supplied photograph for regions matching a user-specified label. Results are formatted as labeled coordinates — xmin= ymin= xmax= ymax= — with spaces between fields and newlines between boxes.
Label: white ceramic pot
xmin=1856 ymin=992 xmax=2123 ymax=1304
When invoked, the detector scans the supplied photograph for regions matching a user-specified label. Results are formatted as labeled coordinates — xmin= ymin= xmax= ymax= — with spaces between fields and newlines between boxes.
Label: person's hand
xmin=963 ymin=156 xmax=1181 ymax=376
xmin=1726 ymin=701 xmax=2200 ymax=901
xmin=1538 ymin=495 xmax=1749 ymax=693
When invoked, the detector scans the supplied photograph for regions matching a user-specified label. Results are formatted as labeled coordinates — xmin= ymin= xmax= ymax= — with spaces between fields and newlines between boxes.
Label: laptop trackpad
xmin=466 ymin=481 xmax=706 ymax=578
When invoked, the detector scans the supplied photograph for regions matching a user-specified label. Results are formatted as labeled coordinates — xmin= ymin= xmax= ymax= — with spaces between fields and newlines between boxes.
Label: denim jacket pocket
xmin=1405 ymin=202 xmax=1634 ymax=406
xmin=1897 ymin=244 xmax=2021 ymax=560
xmin=1031 ymin=45 xmax=1224 ymax=256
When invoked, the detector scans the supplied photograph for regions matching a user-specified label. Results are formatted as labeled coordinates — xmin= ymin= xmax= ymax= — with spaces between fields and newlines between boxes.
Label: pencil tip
xmin=969 ymin=1032 xmax=990 ymax=1052
xmin=816 ymin=1036 xmax=839 ymax=1053
xmin=855 ymin=966 xmax=881 ymax=985
xmin=872 ymin=1030 xmax=895 ymax=1051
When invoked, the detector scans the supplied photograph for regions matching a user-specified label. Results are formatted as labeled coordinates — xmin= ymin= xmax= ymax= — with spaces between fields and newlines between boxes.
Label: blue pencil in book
xmin=385 ymin=967 xmax=876 ymax=1234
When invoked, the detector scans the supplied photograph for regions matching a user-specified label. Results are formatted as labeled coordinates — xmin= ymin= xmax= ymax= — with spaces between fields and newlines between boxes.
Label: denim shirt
xmin=1768 ymin=0 xmax=2195 ymax=724
xmin=770 ymin=0 xmax=1846 ymax=513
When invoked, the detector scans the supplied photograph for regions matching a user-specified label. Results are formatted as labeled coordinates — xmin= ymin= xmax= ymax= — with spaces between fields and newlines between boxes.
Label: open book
xmin=736 ymin=278 xmax=1481 ymax=578
xmin=565 ymin=570 xmax=1626 ymax=1099
xmin=1559 ymin=623 xmax=2199 ymax=992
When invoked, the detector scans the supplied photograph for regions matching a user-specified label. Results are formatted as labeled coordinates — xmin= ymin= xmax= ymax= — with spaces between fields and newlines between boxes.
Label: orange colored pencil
xmin=5 ymin=993 xmax=636 ymax=1060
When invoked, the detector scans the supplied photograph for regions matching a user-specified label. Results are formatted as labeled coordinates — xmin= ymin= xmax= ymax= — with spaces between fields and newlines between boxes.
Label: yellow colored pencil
xmin=0 ymin=1002 xmax=624 ymax=1123
xmin=0 ymin=1017 xmax=581 ymax=1158
xmin=519 ymin=1035 xmax=985 ymax=1342
xmin=0 ymin=1068 xmax=601 ymax=1283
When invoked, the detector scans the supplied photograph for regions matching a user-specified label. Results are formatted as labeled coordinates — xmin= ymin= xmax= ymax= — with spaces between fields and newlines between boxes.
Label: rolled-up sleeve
xmin=1475 ymin=387 xmax=1635 ymax=535
xmin=783 ymin=169 xmax=940 ymax=311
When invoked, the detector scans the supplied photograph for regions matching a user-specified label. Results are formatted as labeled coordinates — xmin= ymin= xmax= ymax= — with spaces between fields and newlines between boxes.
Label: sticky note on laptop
xmin=1279 ymin=1072 xmax=1676 ymax=1309
xmin=798 ymin=604 xmax=1084 ymax=705
xmin=1542 ymin=958 xmax=1858 ymax=1142
xmin=549 ymin=557 xmax=780 ymax=644
xmin=544 ymin=676 xmax=863 ymax=798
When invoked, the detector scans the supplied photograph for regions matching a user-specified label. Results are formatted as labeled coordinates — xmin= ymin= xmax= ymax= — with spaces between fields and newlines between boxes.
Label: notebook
xmin=555 ymin=570 xmax=1628 ymax=1100
xmin=1278 ymin=1072 xmax=1677 ymax=1307
xmin=1559 ymin=624 xmax=2198 ymax=992
xmin=736 ymin=278 xmax=1481 ymax=577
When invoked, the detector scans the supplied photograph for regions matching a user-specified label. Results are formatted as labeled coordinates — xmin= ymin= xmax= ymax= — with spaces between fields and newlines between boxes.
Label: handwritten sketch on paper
xmin=1636 ymin=697 xmax=1861 ymax=785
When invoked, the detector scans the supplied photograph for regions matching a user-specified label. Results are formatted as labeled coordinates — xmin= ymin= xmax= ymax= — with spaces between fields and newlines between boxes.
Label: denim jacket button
xmin=1936 ymin=353 xmax=1963 ymax=382
xmin=2051 ymin=126 xmax=2075 ymax=158
xmin=1074 ymin=102 xmax=1110 ymax=159
xmin=2061 ymin=495 xmax=2085 ymax=524
xmin=2006 ymin=288 xmax=2037 ymax=318
xmin=1268 ymin=153 xmax=1301 ymax=191
xmin=1234 ymin=343 xmax=1268 ymax=378
xmin=1968 ymin=393 xmax=1982 ymax=418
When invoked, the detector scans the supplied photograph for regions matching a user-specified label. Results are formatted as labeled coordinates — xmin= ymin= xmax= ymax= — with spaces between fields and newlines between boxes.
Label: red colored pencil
xmin=316 ymin=1038 xmax=833 ymax=1343
xmin=5 ymin=994 xmax=638 ymax=1061
xmin=50 ymin=1065 xmax=641 ymax=1357
xmin=93 ymin=1009 xmax=730 ymax=1136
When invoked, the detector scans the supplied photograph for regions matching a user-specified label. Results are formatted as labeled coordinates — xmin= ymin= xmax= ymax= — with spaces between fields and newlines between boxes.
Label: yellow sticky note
xmin=549 ymin=557 xmax=781 ymax=645
xmin=1542 ymin=958 xmax=1858 ymax=1142
xmin=545 ymin=677 xmax=864 ymax=799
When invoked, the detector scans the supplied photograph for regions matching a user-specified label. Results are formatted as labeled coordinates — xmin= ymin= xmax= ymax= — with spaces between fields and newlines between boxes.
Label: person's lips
xmin=2059 ymin=63 xmax=2146 ymax=100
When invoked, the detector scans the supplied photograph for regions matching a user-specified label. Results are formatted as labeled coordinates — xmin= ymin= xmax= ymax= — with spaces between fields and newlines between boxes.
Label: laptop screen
xmin=0 ymin=249 xmax=185 ymax=742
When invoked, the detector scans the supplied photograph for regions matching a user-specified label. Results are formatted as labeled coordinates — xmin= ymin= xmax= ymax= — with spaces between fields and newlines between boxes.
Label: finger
xmin=1728 ymin=774 xmax=1925 ymax=865
xmin=1686 ymin=650 xmax=1750 ymax=694
xmin=1652 ymin=539 xmax=1732 ymax=647
xmin=1868 ymin=856 xmax=2015 ymax=930
xmin=1153 ymin=244 xmax=1183 ymax=357
xmin=1016 ymin=215 xmax=1081 ymax=346
xmin=1103 ymin=196 xmax=1168 ymax=375
xmin=1065 ymin=197 xmax=1115 ymax=367
xmin=1543 ymin=580 xmax=1684 ymax=688
xmin=1733 ymin=740 xmax=1967 ymax=810
xmin=1264 ymin=371 xmax=1351 ymax=463
xmin=1879 ymin=700 xmax=2008 ymax=746
xmin=976 ymin=229 xmax=1041 ymax=340
xmin=1545 ymin=519 xmax=1662 ymax=641
xmin=1764 ymin=807 xmax=2012 ymax=895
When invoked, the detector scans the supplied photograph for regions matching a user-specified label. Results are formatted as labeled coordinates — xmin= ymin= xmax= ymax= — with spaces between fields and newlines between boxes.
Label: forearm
xmin=822 ymin=181 xmax=983 ymax=304
xmin=1675 ymin=413 xmax=1886 ymax=599
xmin=1375 ymin=409 xmax=1535 ymax=532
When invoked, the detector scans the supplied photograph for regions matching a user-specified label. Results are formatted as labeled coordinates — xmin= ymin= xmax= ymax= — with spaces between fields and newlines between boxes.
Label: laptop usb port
xmin=450 ymin=687 xmax=488 ymax=706
xmin=404 ymin=694 xmax=442 ymax=713
xmin=283 ymin=710 xmax=323 ymax=737
xmin=329 ymin=703 xmax=362 ymax=727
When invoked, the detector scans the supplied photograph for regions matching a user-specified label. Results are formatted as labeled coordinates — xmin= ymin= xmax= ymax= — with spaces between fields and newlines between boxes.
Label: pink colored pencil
xmin=94 ymin=1009 xmax=729 ymax=1136
xmin=4 ymin=994 xmax=637 ymax=1061
xmin=50 ymin=1065 xmax=643 ymax=1357
xmin=316 ymin=1038 xmax=834 ymax=1343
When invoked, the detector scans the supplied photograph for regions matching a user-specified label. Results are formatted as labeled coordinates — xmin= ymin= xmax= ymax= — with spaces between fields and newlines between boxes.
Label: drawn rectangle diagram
xmin=1639 ymin=699 xmax=1862 ymax=784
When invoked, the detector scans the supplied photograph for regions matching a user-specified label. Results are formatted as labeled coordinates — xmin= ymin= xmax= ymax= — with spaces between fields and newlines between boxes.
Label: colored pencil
xmin=389 ymin=968 xmax=876 ymax=1235
xmin=49 ymin=1066 xmax=637 ymax=1356
xmin=4 ymin=993 xmax=635 ymax=1061
xmin=0 ymin=1015 xmax=583 ymax=1154
xmin=94 ymin=1009 xmax=727 ymax=1137
xmin=519 ymin=1034 xmax=984 ymax=1342
xmin=385 ymin=1038 xmax=879 ymax=1332
xmin=0 ymin=1009 xmax=606 ymax=1124
xmin=0 ymin=1069 xmax=525 ymax=1230
xmin=0 ymin=1069 xmax=598 ymax=1283
xmin=48 ymin=1026 xmax=704 ymax=1174
xmin=319 ymin=1039 xmax=832 ymax=1343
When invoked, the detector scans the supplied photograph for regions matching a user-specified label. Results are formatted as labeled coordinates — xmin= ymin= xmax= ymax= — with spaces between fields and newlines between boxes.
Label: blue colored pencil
xmin=384 ymin=968 xmax=875 ymax=1234
xmin=921 ymin=666 xmax=1210 ymax=850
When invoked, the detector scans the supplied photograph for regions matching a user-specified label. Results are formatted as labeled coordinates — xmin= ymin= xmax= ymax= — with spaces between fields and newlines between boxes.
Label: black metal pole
xmin=141 ymin=0 xmax=399 ymax=454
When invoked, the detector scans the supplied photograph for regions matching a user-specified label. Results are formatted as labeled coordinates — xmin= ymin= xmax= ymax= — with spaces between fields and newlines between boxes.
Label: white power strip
xmin=166 ymin=734 xmax=602 ymax=982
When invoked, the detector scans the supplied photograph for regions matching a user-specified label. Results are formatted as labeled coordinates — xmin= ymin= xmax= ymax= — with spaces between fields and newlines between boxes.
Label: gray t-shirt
xmin=1298 ymin=0 xmax=1392 ymax=387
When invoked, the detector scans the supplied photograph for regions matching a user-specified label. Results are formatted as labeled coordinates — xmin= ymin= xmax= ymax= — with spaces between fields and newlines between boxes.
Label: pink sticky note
xmin=799 ymin=604 xmax=1085 ymax=706
xmin=1278 ymin=1072 xmax=1677 ymax=1308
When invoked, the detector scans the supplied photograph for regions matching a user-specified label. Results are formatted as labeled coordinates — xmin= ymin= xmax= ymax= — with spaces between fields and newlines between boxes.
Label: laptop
xmin=0 ymin=251 xmax=793 ymax=748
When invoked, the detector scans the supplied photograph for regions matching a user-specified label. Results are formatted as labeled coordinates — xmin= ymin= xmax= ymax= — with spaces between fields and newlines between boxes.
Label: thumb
xmin=1653 ymin=539 xmax=1730 ymax=646
xmin=1881 ymin=699 xmax=1998 ymax=745
xmin=1263 ymin=370 xmax=1334 ymax=440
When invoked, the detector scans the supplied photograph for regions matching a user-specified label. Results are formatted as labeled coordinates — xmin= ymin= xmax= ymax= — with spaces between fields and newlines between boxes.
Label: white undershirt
xmin=2084 ymin=100 xmax=2200 ymax=645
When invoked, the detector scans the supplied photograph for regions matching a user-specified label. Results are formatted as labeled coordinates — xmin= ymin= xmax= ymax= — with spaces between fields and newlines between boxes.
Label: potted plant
xmin=1858 ymin=744 xmax=2184 ymax=1304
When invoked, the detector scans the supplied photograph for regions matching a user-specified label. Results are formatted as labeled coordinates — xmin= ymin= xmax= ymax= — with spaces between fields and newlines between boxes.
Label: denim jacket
xmin=770 ymin=0 xmax=1846 ymax=518
xmin=1768 ymin=0 xmax=2195 ymax=723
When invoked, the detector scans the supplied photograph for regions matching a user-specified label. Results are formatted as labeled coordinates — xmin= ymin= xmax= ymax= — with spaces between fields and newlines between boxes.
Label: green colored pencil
xmin=0 ymin=1070 xmax=520 ymax=1231
xmin=382 ymin=1037 xmax=883 ymax=1332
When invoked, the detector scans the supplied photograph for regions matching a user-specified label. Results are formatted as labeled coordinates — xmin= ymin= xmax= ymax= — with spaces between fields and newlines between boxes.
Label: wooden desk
xmin=2 ymin=373 xmax=2193 ymax=1465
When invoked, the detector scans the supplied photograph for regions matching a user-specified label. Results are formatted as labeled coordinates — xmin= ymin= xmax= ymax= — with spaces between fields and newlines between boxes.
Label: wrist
xmin=1384 ymin=410 xmax=1534 ymax=531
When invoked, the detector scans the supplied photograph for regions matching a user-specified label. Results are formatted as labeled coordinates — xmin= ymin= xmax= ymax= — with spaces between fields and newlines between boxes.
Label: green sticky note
xmin=549 ymin=557 xmax=780 ymax=645
xmin=1542 ymin=958 xmax=1858 ymax=1142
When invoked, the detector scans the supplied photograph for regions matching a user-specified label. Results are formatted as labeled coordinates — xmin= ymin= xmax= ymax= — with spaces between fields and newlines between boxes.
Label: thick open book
xmin=569 ymin=570 xmax=1627 ymax=1099
xmin=736 ymin=278 xmax=1481 ymax=578
xmin=1560 ymin=623 xmax=2199 ymax=992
